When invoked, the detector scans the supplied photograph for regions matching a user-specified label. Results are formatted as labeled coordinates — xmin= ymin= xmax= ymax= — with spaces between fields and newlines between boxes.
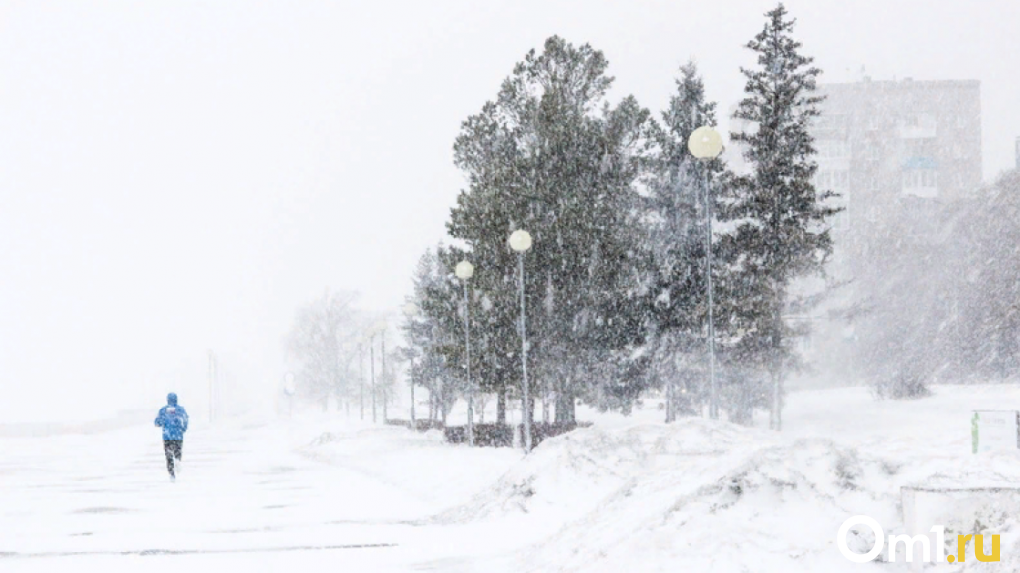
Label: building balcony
xmin=903 ymin=185 xmax=938 ymax=199
xmin=897 ymin=125 xmax=938 ymax=139
xmin=901 ymin=161 xmax=939 ymax=198
xmin=897 ymin=114 xmax=938 ymax=139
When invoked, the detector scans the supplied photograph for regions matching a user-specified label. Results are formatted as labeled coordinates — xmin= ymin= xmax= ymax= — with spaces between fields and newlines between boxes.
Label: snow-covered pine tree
xmin=643 ymin=61 xmax=725 ymax=422
xmin=720 ymin=4 xmax=839 ymax=430
xmin=449 ymin=36 xmax=650 ymax=424
xmin=404 ymin=247 xmax=466 ymax=424
xmin=966 ymin=169 xmax=1020 ymax=379
xmin=960 ymin=170 xmax=1020 ymax=381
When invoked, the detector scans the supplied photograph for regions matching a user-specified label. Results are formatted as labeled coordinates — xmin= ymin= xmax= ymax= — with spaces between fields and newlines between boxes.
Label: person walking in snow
xmin=154 ymin=392 xmax=189 ymax=481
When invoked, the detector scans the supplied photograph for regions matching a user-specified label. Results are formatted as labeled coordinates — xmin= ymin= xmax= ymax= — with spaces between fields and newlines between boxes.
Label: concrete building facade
xmin=723 ymin=77 xmax=983 ymax=385
xmin=813 ymin=78 xmax=982 ymax=243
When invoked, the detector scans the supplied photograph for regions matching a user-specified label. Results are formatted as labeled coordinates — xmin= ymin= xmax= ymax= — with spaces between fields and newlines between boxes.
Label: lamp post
xmin=368 ymin=323 xmax=387 ymax=424
xmin=381 ymin=331 xmax=388 ymax=422
xmin=509 ymin=229 xmax=533 ymax=452
xmin=455 ymin=260 xmax=476 ymax=446
xmin=403 ymin=303 xmax=419 ymax=431
xmin=688 ymin=125 xmax=724 ymax=420
xmin=369 ymin=332 xmax=377 ymax=423
xmin=358 ymin=342 xmax=365 ymax=420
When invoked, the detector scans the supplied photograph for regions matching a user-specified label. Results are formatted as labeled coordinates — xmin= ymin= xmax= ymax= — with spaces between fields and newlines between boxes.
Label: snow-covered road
xmin=0 ymin=417 xmax=525 ymax=572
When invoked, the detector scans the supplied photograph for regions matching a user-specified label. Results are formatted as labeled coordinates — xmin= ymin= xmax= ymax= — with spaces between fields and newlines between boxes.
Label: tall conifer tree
xmin=720 ymin=4 xmax=839 ymax=429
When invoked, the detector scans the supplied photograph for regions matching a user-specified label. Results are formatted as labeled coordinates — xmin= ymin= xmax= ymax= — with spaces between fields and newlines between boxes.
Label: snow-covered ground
xmin=3 ymin=385 xmax=1020 ymax=572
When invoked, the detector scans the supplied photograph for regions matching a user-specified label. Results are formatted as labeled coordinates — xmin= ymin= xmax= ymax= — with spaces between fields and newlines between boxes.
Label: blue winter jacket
xmin=155 ymin=393 xmax=189 ymax=441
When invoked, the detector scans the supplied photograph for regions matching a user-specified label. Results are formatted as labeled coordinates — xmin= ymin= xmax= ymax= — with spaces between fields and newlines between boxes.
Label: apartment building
xmin=722 ymin=78 xmax=983 ymax=382
xmin=813 ymin=78 xmax=982 ymax=238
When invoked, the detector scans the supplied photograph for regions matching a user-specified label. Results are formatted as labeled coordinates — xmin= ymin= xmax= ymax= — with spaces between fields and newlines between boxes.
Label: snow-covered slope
xmin=427 ymin=385 xmax=1020 ymax=572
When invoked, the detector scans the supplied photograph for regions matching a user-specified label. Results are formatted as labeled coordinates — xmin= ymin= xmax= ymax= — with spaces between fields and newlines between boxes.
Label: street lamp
xmin=509 ymin=229 xmax=533 ymax=452
xmin=688 ymin=125 xmax=723 ymax=420
xmin=358 ymin=341 xmax=365 ymax=420
xmin=368 ymin=323 xmax=387 ymax=423
xmin=403 ymin=302 xmax=419 ymax=431
xmin=455 ymin=260 xmax=476 ymax=446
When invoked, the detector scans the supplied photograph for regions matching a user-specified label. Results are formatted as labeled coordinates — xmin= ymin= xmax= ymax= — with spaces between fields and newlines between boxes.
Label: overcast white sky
xmin=1 ymin=0 xmax=1017 ymax=422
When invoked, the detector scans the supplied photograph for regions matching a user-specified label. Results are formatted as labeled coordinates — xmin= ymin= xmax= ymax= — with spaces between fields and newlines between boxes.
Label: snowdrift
xmin=431 ymin=419 xmax=761 ymax=524
xmin=517 ymin=433 xmax=906 ymax=573
xmin=431 ymin=393 xmax=1020 ymax=573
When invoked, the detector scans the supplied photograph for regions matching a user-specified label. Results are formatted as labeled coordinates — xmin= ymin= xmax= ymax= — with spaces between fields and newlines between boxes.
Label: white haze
xmin=0 ymin=0 xmax=1017 ymax=423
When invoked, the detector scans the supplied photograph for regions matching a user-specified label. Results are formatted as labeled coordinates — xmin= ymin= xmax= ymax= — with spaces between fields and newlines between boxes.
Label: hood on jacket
xmin=167 ymin=393 xmax=178 ymax=406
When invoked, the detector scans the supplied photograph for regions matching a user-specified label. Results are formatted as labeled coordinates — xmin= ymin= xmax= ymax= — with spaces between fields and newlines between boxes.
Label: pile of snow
xmin=432 ymin=420 xmax=760 ymax=524
xmin=426 ymin=385 xmax=1020 ymax=572
xmin=515 ymin=433 xmax=906 ymax=573
xmin=435 ymin=419 xmax=904 ymax=571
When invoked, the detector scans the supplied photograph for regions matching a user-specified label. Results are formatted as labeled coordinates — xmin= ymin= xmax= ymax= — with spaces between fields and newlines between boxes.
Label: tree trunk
xmin=497 ymin=389 xmax=507 ymax=424
xmin=665 ymin=374 xmax=674 ymax=423
xmin=530 ymin=395 xmax=537 ymax=423
xmin=428 ymin=383 xmax=436 ymax=421
xmin=770 ymin=306 xmax=784 ymax=431
xmin=555 ymin=388 xmax=576 ymax=423
xmin=674 ymin=374 xmax=698 ymax=417
xmin=728 ymin=378 xmax=753 ymax=426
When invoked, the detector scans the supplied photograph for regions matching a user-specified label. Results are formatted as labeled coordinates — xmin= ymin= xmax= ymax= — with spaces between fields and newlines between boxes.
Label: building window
xmin=834 ymin=208 xmax=850 ymax=231
xmin=817 ymin=170 xmax=851 ymax=193
xmin=899 ymin=113 xmax=938 ymax=139
xmin=912 ymin=171 xmax=923 ymax=187
xmin=903 ymin=170 xmax=938 ymax=194
xmin=816 ymin=171 xmax=832 ymax=189
xmin=815 ymin=113 xmax=848 ymax=134
xmin=817 ymin=140 xmax=850 ymax=159
xmin=833 ymin=170 xmax=850 ymax=189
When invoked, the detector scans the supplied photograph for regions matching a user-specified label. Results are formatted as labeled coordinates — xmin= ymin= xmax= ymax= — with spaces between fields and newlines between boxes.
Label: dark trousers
xmin=163 ymin=440 xmax=183 ymax=477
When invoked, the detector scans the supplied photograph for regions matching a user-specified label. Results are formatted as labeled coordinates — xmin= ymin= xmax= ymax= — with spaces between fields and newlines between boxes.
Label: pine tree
xmin=643 ymin=61 xmax=724 ymax=421
xmin=403 ymin=247 xmax=462 ymax=423
xmin=449 ymin=36 xmax=650 ymax=424
xmin=719 ymin=4 xmax=839 ymax=430
xmin=856 ymin=169 xmax=1020 ymax=396
xmin=962 ymin=170 xmax=1020 ymax=380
